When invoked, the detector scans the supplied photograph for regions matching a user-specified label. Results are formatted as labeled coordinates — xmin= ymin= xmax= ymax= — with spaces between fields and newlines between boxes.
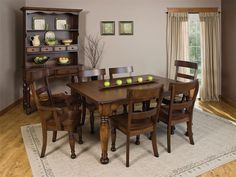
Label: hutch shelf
xmin=21 ymin=7 xmax=83 ymax=114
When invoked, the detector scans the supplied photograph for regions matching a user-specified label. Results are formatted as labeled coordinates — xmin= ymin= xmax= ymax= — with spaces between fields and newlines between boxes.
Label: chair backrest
xmin=29 ymin=69 xmax=53 ymax=108
xmin=168 ymin=80 xmax=199 ymax=116
xmin=127 ymin=85 xmax=164 ymax=130
xmin=175 ymin=60 xmax=198 ymax=81
xmin=78 ymin=68 xmax=106 ymax=81
xmin=109 ymin=66 xmax=133 ymax=79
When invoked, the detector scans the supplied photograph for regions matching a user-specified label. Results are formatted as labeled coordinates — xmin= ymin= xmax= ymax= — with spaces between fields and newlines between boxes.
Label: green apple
xmin=104 ymin=81 xmax=110 ymax=87
xmin=147 ymin=75 xmax=153 ymax=81
xmin=137 ymin=77 xmax=143 ymax=83
xmin=126 ymin=78 xmax=132 ymax=84
xmin=116 ymin=79 xmax=123 ymax=85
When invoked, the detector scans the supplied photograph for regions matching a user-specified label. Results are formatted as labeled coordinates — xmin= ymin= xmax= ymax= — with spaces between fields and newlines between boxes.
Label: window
xmin=188 ymin=14 xmax=201 ymax=82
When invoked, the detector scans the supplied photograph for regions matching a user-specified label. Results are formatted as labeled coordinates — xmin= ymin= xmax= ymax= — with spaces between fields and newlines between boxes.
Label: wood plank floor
xmin=0 ymin=101 xmax=235 ymax=177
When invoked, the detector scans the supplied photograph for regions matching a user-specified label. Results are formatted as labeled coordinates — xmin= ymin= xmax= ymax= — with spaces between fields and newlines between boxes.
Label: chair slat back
xmin=169 ymin=80 xmax=199 ymax=112
xmin=127 ymin=85 xmax=164 ymax=127
xmin=78 ymin=68 xmax=106 ymax=81
xmin=175 ymin=60 xmax=198 ymax=81
xmin=109 ymin=66 xmax=133 ymax=79
xmin=29 ymin=69 xmax=53 ymax=107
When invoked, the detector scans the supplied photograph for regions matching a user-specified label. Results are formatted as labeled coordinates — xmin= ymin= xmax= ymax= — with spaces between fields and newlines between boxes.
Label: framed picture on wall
xmin=119 ymin=21 xmax=134 ymax=35
xmin=100 ymin=21 xmax=115 ymax=35
xmin=33 ymin=17 xmax=46 ymax=30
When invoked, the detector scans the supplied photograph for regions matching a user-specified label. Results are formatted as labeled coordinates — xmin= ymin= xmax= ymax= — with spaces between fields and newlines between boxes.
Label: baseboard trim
xmin=0 ymin=98 xmax=22 ymax=116
xmin=221 ymin=96 xmax=236 ymax=108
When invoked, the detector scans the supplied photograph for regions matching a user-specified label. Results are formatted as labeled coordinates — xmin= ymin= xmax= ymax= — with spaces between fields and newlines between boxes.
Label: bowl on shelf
xmin=57 ymin=57 xmax=70 ymax=65
xmin=62 ymin=39 xmax=73 ymax=46
xmin=33 ymin=56 xmax=49 ymax=64
xmin=45 ymin=39 xmax=57 ymax=46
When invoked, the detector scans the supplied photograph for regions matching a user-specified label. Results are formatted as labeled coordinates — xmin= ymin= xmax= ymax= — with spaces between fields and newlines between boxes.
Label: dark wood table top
xmin=67 ymin=75 xmax=176 ymax=105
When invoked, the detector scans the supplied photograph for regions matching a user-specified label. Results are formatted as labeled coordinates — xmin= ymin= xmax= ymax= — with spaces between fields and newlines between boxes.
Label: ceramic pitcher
xmin=31 ymin=35 xmax=40 ymax=46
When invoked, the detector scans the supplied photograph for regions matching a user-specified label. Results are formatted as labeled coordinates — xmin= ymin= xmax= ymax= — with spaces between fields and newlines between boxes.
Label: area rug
xmin=21 ymin=109 xmax=236 ymax=177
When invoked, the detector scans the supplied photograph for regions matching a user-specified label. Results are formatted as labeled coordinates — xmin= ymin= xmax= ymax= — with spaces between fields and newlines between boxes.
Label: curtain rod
xmin=166 ymin=8 xmax=220 ymax=14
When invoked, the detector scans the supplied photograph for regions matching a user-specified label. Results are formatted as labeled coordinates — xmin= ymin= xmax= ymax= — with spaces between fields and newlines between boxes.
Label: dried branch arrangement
xmin=81 ymin=35 xmax=105 ymax=68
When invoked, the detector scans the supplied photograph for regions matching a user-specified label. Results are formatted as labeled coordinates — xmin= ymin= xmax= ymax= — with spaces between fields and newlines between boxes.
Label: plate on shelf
xmin=45 ymin=31 xmax=55 ymax=41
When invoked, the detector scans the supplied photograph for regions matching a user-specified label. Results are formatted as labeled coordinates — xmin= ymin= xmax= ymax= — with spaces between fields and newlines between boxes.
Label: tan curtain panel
xmin=166 ymin=12 xmax=189 ymax=79
xmin=200 ymin=12 xmax=221 ymax=101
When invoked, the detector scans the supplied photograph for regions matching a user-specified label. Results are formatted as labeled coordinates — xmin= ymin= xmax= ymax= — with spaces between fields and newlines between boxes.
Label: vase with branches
xmin=81 ymin=35 xmax=105 ymax=68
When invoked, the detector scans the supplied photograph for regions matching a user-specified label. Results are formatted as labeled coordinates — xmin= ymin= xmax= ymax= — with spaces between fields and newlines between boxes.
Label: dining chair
xmin=78 ymin=68 xmax=106 ymax=134
xmin=110 ymin=85 xmax=164 ymax=167
xmin=109 ymin=66 xmax=134 ymax=113
xmin=159 ymin=80 xmax=199 ymax=153
xmin=30 ymin=68 xmax=83 ymax=159
xmin=109 ymin=66 xmax=134 ymax=79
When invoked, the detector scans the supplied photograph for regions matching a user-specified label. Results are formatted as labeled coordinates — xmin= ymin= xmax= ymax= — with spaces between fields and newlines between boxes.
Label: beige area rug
xmin=21 ymin=108 xmax=236 ymax=177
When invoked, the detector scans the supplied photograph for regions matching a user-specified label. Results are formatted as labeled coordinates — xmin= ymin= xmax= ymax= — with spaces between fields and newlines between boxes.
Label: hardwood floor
xmin=0 ymin=101 xmax=235 ymax=177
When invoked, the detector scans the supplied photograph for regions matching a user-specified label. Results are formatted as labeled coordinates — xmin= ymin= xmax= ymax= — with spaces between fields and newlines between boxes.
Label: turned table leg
xmin=100 ymin=116 xmax=110 ymax=164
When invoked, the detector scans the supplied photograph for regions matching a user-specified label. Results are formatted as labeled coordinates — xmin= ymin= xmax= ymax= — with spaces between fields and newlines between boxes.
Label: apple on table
xmin=147 ymin=75 xmax=153 ymax=81
xmin=116 ymin=79 xmax=123 ymax=86
xmin=104 ymin=81 xmax=111 ymax=87
xmin=137 ymin=77 xmax=143 ymax=83
xmin=126 ymin=78 xmax=133 ymax=84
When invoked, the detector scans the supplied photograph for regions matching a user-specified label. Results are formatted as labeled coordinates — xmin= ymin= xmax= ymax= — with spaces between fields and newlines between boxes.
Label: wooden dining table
xmin=67 ymin=75 xmax=176 ymax=164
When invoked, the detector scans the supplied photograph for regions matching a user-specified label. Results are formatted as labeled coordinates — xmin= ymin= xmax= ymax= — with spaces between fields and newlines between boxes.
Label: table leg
xmin=100 ymin=116 xmax=109 ymax=164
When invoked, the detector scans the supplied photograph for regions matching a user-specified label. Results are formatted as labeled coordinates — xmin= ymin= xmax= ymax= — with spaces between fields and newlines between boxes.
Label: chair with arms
xmin=30 ymin=69 xmax=83 ymax=159
xmin=79 ymin=68 xmax=106 ymax=134
xmin=159 ymin=80 xmax=199 ymax=153
xmin=110 ymin=85 xmax=164 ymax=167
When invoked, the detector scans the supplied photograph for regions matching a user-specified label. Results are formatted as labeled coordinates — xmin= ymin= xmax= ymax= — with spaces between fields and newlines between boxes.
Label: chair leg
xmin=81 ymin=100 xmax=86 ymax=125
xmin=40 ymin=128 xmax=47 ymax=158
xmin=171 ymin=126 xmax=175 ymax=135
xmin=69 ymin=131 xmax=76 ymax=159
xmin=52 ymin=131 xmax=57 ymax=142
xmin=123 ymin=104 xmax=127 ymax=113
xmin=151 ymin=131 xmax=159 ymax=157
xmin=126 ymin=136 xmax=130 ymax=167
xmin=90 ymin=110 xmax=95 ymax=134
xmin=111 ymin=128 xmax=116 ymax=151
xmin=167 ymin=125 xmax=171 ymax=153
xmin=135 ymin=135 xmax=140 ymax=145
xmin=78 ymin=126 xmax=83 ymax=144
xmin=187 ymin=121 xmax=194 ymax=145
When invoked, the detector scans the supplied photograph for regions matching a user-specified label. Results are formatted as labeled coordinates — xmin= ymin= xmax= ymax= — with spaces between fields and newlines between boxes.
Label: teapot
xmin=30 ymin=35 xmax=40 ymax=46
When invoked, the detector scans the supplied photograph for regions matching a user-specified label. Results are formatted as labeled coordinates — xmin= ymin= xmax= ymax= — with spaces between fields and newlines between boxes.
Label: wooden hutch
xmin=21 ymin=7 xmax=83 ymax=114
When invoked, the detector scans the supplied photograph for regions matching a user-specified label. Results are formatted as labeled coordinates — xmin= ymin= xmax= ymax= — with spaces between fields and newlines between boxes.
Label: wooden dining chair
xmin=109 ymin=66 xmax=133 ymax=79
xmin=109 ymin=66 xmax=134 ymax=113
xmin=159 ymin=80 xmax=199 ymax=153
xmin=30 ymin=68 xmax=83 ymax=159
xmin=78 ymin=68 xmax=106 ymax=134
xmin=175 ymin=60 xmax=198 ymax=81
xmin=110 ymin=85 xmax=164 ymax=167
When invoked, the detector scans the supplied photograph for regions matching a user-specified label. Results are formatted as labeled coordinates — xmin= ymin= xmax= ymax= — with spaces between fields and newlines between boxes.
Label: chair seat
xmin=39 ymin=93 xmax=69 ymax=108
xmin=110 ymin=113 xmax=154 ymax=135
xmin=46 ymin=111 xmax=80 ymax=131
xmin=159 ymin=105 xmax=190 ymax=125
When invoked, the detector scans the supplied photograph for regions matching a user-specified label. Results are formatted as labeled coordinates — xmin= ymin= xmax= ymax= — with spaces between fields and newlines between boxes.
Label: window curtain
xmin=166 ymin=12 xmax=189 ymax=79
xmin=200 ymin=12 xmax=221 ymax=101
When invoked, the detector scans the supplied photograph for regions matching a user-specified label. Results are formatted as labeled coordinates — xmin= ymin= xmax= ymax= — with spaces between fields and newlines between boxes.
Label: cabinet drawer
xmin=67 ymin=45 xmax=78 ymax=51
xmin=54 ymin=46 xmax=66 ymax=51
xmin=41 ymin=46 xmax=53 ymax=52
xmin=26 ymin=47 xmax=40 ymax=53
